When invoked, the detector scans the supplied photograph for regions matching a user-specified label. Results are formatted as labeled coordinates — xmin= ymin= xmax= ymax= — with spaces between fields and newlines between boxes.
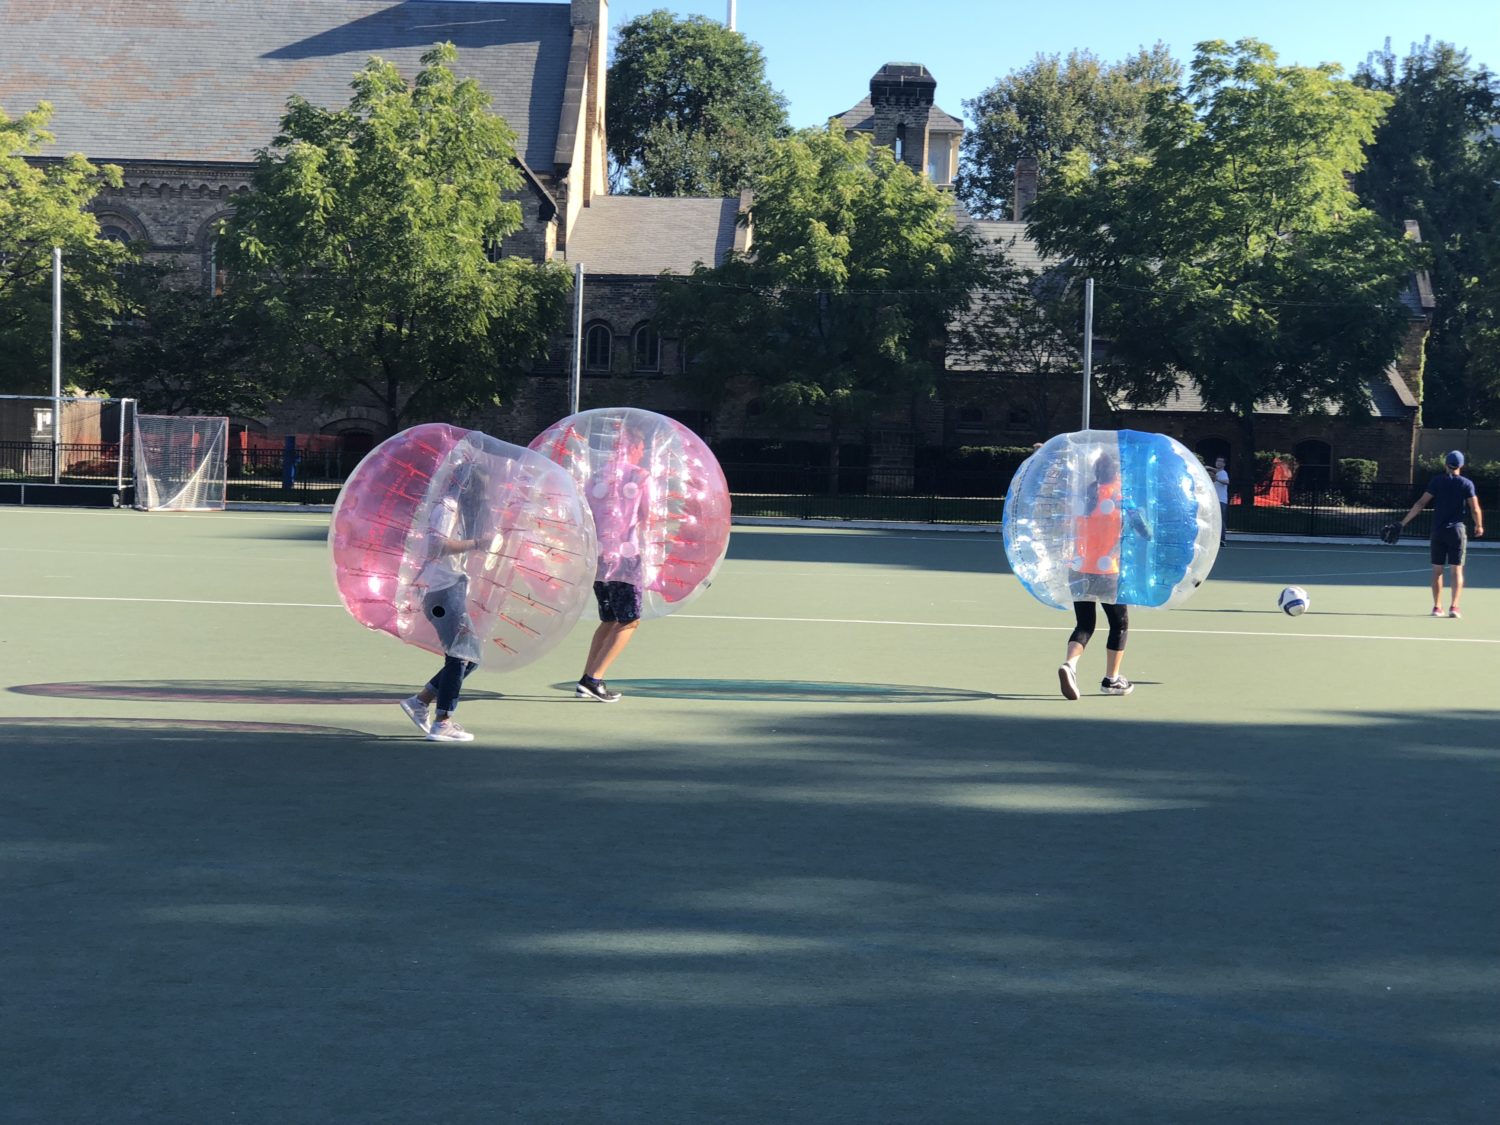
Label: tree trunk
xmin=826 ymin=416 xmax=842 ymax=497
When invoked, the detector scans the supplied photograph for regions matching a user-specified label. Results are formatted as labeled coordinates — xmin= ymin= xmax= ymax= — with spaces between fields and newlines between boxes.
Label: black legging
xmin=1069 ymin=601 xmax=1129 ymax=651
xmin=427 ymin=655 xmax=477 ymax=714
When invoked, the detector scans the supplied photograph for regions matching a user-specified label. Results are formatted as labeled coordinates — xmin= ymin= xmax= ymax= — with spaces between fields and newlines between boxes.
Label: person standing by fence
xmin=1212 ymin=457 xmax=1229 ymax=545
xmin=1392 ymin=450 xmax=1484 ymax=618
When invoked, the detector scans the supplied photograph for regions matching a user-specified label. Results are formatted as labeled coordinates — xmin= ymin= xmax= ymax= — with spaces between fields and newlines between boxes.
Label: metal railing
xmin=0 ymin=438 xmax=1473 ymax=538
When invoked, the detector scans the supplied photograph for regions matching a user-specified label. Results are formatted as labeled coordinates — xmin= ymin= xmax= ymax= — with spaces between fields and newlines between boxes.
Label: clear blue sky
xmin=600 ymin=0 xmax=1498 ymax=127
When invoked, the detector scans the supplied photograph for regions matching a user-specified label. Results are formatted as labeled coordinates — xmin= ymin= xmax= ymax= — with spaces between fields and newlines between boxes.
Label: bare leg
xmin=585 ymin=621 xmax=639 ymax=679
xmin=1430 ymin=565 xmax=1444 ymax=609
xmin=1450 ymin=565 xmax=1464 ymax=611
xmin=1063 ymin=640 xmax=1085 ymax=667
xmin=583 ymin=621 xmax=614 ymax=675
xmin=1104 ymin=649 xmax=1125 ymax=680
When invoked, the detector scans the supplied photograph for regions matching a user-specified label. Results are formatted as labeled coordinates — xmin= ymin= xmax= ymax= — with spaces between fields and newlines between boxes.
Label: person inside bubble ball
xmin=576 ymin=428 xmax=651 ymax=702
xmin=1058 ymin=451 xmax=1150 ymax=700
xmin=399 ymin=461 xmax=491 ymax=741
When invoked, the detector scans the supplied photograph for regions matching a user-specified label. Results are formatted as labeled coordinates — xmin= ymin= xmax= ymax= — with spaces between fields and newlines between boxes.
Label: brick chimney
xmin=1013 ymin=155 xmax=1038 ymax=220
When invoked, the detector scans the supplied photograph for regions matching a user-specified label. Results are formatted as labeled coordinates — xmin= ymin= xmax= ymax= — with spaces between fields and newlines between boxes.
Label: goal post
xmin=132 ymin=414 xmax=230 ymax=511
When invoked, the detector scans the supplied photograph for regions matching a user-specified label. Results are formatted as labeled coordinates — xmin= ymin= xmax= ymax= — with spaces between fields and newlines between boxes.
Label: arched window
xmin=584 ymin=322 xmax=613 ymax=373
xmin=632 ymin=323 xmax=660 ymax=373
xmin=208 ymin=237 xmax=228 ymax=297
xmin=98 ymin=224 xmax=132 ymax=244
xmin=1195 ymin=436 xmax=1231 ymax=472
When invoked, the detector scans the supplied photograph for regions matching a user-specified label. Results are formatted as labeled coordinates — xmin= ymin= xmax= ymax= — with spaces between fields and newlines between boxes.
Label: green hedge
xmin=1338 ymin=458 xmax=1378 ymax=485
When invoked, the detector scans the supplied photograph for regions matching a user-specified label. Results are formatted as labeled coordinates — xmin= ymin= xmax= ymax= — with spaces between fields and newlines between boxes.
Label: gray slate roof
xmin=965 ymin=218 xmax=1052 ymax=274
xmin=565 ymin=196 xmax=740 ymax=276
xmin=1119 ymin=366 xmax=1418 ymax=419
xmin=834 ymin=95 xmax=964 ymax=134
xmin=0 ymin=0 xmax=572 ymax=170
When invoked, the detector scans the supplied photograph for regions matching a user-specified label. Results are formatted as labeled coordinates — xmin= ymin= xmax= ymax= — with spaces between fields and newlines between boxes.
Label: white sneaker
xmin=426 ymin=718 xmax=475 ymax=743
xmin=399 ymin=695 xmax=430 ymax=733
xmin=1058 ymin=663 xmax=1080 ymax=701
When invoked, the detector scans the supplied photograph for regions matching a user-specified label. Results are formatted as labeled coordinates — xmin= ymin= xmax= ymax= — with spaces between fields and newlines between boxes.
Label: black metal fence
xmin=0 ymin=440 xmax=129 ymax=483
xmin=0 ymin=438 xmax=1466 ymax=538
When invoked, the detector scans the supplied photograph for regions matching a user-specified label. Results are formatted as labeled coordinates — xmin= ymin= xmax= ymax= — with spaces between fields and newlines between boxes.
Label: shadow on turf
xmin=8 ymin=680 xmax=508 ymax=706
xmin=3 ymin=708 xmax=1497 ymax=1123
xmin=548 ymin=679 xmax=1026 ymax=703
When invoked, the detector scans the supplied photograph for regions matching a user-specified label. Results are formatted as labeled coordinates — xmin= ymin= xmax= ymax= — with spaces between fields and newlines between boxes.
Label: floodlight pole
xmin=52 ymin=247 xmax=62 ymax=483
xmin=1081 ymin=276 xmax=1094 ymax=431
xmin=727 ymin=2 xmax=737 ymax=31
xmin=570 ymin=262 xmax=584 ymax=414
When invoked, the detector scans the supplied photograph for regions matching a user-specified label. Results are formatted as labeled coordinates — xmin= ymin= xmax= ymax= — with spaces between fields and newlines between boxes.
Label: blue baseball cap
xmin=1445 ymin=450 xmax=1465 ymax=468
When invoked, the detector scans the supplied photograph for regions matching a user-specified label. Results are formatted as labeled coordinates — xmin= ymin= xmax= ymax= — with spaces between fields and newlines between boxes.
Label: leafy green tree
xmin=957 ymin=45 xmax=1181 ymax=220
xmin=92 ymin=261 xmax=271 ymax=417
xmin=0 ymin=102 xmax=131 ymax=394
xmin=657 ymin=125 xmax=987 ymax=491
xmin=219 ymin=44 xmax=571 ymax=435
xmin=607 ymin=11 xmax=788 ymax=196
xmin=1355 ymin=40 xmax=1500 ymax=428
xmin=1028 ymin=39 xmax=1420 ymax=460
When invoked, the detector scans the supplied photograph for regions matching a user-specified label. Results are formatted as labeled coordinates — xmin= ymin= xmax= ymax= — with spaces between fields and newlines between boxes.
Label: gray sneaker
xmin=426 ymin=718 xmax=475 ymax=742
xmin=1058 ymin=664 xmax=1080 ymax=701
xmin=1100 ymin=676 xmax=1134 ymax=696
xmin=399 ymin=695 xmax=430 ymax=733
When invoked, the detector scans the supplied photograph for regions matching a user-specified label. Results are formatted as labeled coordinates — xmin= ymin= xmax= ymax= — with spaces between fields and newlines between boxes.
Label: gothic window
xmin=632 ymin=323 xmax=660 ymax=373
xmin=584 ymin=322 xmax=613 ymax=373
xmin=98 ymin=224 xmax=132 ymax=244
xmin=208 ymin=237 xmax=228 ymax=297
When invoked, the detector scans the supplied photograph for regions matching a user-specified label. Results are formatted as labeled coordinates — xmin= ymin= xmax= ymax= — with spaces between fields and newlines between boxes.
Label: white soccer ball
xmin=1278 ymin=585 xmax=1310 ymax=616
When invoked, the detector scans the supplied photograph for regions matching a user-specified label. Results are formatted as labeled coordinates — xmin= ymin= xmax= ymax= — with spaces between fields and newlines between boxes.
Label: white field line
xmin=1 ymin=593 xmax=1494 ymax=645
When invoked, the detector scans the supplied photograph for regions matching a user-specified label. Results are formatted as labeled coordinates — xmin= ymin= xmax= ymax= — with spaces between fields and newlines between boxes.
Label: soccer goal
xmin=132 ymin=414 xmax=230 ymax=511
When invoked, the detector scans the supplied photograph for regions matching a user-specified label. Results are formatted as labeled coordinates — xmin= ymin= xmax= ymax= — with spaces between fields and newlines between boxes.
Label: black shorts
xmin=594 ymin=580 xmax=642 ymax=624
xmin=1431 ymin=525 xmax=1467 ymax=567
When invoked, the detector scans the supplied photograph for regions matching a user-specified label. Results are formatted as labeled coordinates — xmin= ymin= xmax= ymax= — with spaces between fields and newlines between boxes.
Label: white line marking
xmin=678 ymin=613 xmax=1500 ymax=645
xmin=0 ymin=594 xmax=1492 ymax=646
xmin=0 ymin=593 xmax=339 ymax=609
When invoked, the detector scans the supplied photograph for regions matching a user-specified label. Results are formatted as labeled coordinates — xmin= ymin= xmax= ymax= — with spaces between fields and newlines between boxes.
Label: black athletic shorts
xmin=1430 ymin=525 xmax=1467 ymax=567
xmin=594 ymin=580 xmax=642 ymax=624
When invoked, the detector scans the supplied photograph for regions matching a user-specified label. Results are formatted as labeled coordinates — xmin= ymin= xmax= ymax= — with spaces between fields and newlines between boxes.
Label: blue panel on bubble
xmin=1003 ymin=429 xmax=1221 ymax=611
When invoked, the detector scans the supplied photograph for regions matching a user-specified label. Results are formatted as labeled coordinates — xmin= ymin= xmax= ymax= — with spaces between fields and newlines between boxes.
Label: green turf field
xmin=3 ymin=508 xmax=1497 ymax=1124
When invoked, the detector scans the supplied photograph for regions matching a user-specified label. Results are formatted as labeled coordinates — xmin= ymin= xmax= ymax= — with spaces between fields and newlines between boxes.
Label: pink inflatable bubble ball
xmin=530 ymin=408 xmax=731 ymax=619
xmin=329 ymin=424 xmax=597 ymax=671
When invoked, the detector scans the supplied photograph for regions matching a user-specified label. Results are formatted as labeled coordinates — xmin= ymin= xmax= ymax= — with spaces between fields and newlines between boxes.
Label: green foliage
xmin=1029 ymin=39 xmax=1420 ymax=466
xmin=1415 ymin=453 xmax=1500 ymax=494
xmin=219 ymin=44 xmax=571 ymax=434
xmin=1337 ymin=457 xmax=1379 ymax=485
xmin=957 ymin=45 xmax=1181 ymax=219
xmin=607 ymin=11 xmax=788 ymax=196
xmin=1254 ymin=451 xmax=1298 ymax=480
xmin=656 ymin=125 xmax=988 ymax=491
xmin=0 ymin=101 xmax=131 ymax=393
xmin=91 ymin=261 xmax=273 ymax=416
xmin=1356 ymin=40 xmax=1500 ymax=428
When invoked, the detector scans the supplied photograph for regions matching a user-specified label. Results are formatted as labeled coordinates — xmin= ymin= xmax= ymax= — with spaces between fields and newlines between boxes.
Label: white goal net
xmin=133 ymin=414 xmax=229 ymax=511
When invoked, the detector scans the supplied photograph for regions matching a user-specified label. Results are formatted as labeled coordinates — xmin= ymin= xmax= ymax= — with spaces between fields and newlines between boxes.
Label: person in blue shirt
xmin=1394 ymin=450 xmax=1485 ymax=618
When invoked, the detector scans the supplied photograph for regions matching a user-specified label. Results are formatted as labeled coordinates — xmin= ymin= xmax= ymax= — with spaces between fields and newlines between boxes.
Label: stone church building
xmin=2 ymin=0 xmax=1428 ymax=485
